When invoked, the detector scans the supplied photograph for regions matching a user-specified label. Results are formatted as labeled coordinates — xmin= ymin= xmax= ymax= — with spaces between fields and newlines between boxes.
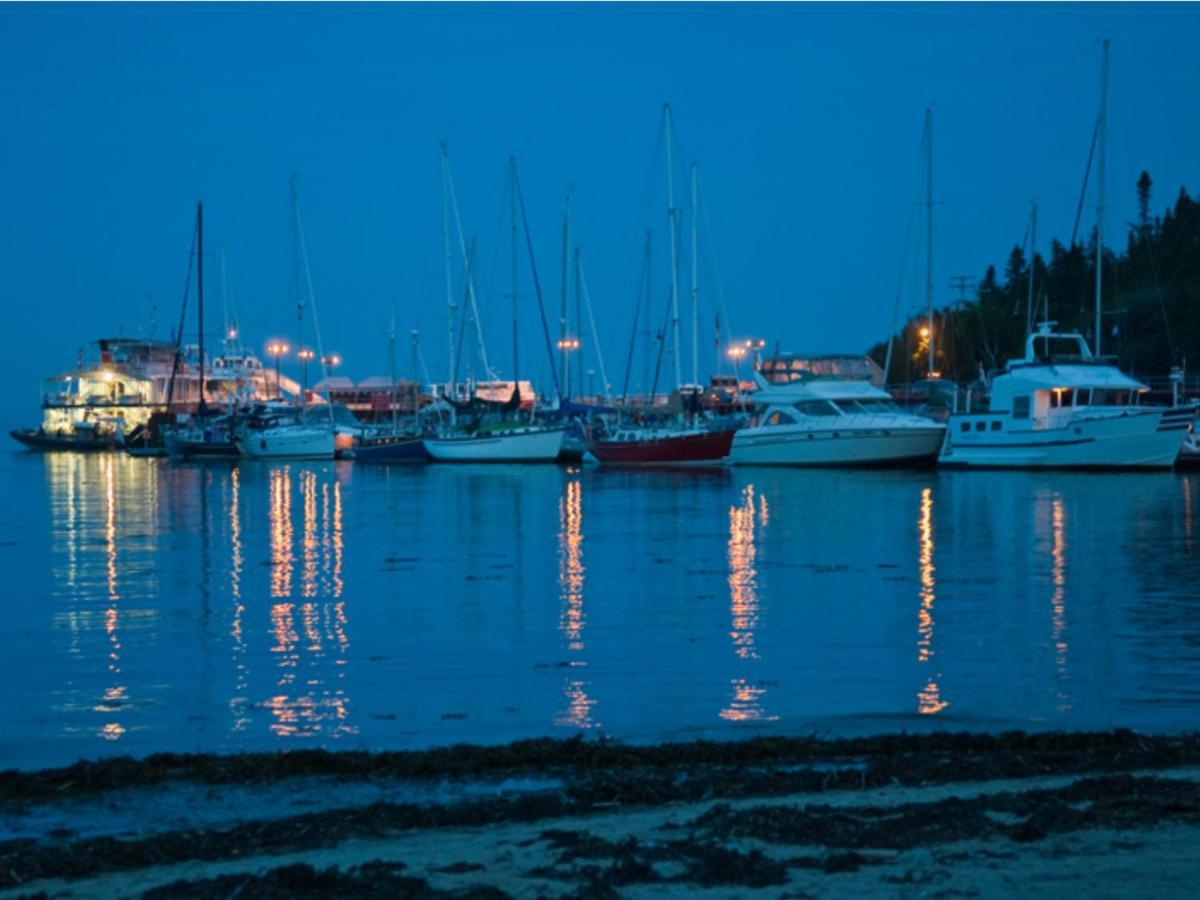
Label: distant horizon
xmin=2 ymin=2 xmax=1198 ymax=405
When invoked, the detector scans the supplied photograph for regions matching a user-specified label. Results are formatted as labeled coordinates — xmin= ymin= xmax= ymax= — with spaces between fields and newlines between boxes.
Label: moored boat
xmin=939 ymin=327 xmax=1193 ymax=469
xmin=588 ymin=424 xmax=735 ymax=465
xmin=425 ymin=423 xmax=566 ymax=463
xmin=730 ymin=356 xmax=946 ymax=467
xmin=353 ymin=431 xmax=430 ymax=462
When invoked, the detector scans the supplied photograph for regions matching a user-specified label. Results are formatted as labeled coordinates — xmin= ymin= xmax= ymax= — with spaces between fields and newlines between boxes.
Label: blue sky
xmin=2 ymin=2 xmax=1197 ymax=402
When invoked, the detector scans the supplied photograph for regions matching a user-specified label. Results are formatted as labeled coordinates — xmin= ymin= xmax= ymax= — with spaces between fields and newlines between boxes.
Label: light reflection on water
xmin=2 ymin=451 xmax=1200 ymax=768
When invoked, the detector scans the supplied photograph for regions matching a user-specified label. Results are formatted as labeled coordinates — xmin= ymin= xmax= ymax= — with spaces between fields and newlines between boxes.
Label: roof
xmin=752 ymin=378 xmax=892 ymax=402
xmin=311 ymin=376 xmax=356 ymax=391
xmin=1002 ymin=363 xmax=1146 ymax=391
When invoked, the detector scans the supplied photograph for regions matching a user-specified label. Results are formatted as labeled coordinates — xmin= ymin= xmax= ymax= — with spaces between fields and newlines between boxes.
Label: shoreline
xmin=3 ymin=730 xmax=1199 ymax=897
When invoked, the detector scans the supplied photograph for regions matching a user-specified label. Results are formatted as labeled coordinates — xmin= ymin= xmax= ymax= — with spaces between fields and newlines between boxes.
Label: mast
xmin=573 ymin=247 xmax=583 ymax=399
xmin=1094 ymin=38 xmax=1109 ymax=355
xmin=440 ymin=141 xmax=454 ymax=387
xmin=559 ymin=189 xmax=571 ymax=393
xmin=510 ymin=159 xmax=521 ymax=398
xmin=1026 ymin=203 xmax=1038 ymax=335
xmin=664 ymin=104 xmax=682 ymax=390
xmin=291 ymin=174 xmax=304 ymax=395
xmin=389 ymin=303 xmax=398 ymax=429
xmin=690 ymin=162 xmax=699 ymax=387
xmin=643 ymin=231 xmax=652 ymax=398
xmin=197 ymin=201 xmax=206 ymax=411
xmin=924 ymin=106 xmax=934 ymax=378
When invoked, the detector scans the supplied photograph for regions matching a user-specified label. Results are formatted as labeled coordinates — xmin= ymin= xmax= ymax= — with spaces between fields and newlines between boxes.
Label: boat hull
xmin=235 ymin=427 xmax=335 ymax=460
xmin=164 ymin=435 xmax=240 ymax=459
xmin=353 ymin=435 xmax=430 ymax=463
xmin=939 ymin=407 xmax=1193 ymax=469
xmin=588 ymin=429 xmax=735 ymax=464
xmin=730 ymin=425 xmax=945 ymax=466
xmin=425 ymin=427 xmax=566 ymax=462
xmin=9 ymin=429 xmax=120 ymax=452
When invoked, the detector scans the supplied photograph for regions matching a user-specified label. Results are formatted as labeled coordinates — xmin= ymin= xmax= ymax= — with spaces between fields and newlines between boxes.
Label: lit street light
xmin=267 ymin=341 xmax=289 ymax=399
xmin=556 ymin=337 xmax=580 ymax=398
xmin=298 ymin=348 xmax=315 ymax=403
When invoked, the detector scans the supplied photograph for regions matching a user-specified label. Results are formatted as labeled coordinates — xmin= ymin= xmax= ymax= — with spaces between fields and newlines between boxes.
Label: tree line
xmin=869 ymin=174 xmax=1200 ymax=385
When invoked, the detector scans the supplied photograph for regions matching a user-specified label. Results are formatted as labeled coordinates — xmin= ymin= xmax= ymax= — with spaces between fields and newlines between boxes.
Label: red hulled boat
xmin=586 ymin=425 xmax=735 ymax=464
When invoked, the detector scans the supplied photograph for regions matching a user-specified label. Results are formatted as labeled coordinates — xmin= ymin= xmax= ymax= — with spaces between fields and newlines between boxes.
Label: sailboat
xmin=588 ymin=104 xmax=736 ymax=465
xmin=236 ymin=177 xmax=334 ymax=460
xmin=939 ymin=41 xmax=1195 ymax=469
xmin=353 ymin=309 xmax=430 ymax=462
xmin=424 ymin=150 xmax=566 ymax=463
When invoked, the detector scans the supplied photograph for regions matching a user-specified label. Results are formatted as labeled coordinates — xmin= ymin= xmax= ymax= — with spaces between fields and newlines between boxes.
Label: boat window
xmin=1049 ymin=391 xmax=1061 ymax=409
xmin=765 ymin=410 xmax=798 ymax=427
xmin=794 ymin=400 xmax=838 ymax=417
xmin=1075 ymin=389 xmax=1090 ymax=406
xmin=1013 ymin=396 xmax=1030 ymax=420
xmin=960 ymin=422 xmax=970 ymax=432
xmin=991 ymin=420 xmax=1002 ymax=431
xmin=975 ymin=421 xmax=986 ymax=432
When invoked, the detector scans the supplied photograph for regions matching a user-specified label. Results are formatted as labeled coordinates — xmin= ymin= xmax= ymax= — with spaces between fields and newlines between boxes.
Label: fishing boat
xmin=730 ymin=355 xmax=946 ymax=466
xmin=940 ymin=326 xmax=1194 ymax=469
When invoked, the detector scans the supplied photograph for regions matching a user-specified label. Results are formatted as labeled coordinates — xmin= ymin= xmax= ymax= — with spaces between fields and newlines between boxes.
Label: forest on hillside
xmin=869 ymin=173 xmax=1200 ymax=386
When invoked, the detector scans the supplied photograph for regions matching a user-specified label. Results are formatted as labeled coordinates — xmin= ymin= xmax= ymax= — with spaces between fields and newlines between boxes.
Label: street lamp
xmin=297 ymin=348 xmax=315 ymax=403
xmin=586 ymin=368 xmax=596 ymax=398
xmin=267 ymin=341 xmax=289 ymax=399
xmin=556 ymin=337 xmax=580 ymax=398
xmin=321 ymin=353 xmax=342 ymax=370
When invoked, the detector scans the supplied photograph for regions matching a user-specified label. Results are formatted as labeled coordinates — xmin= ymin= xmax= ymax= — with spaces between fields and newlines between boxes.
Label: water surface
xmin=2 ymin=450 xmax=1198 ymax=769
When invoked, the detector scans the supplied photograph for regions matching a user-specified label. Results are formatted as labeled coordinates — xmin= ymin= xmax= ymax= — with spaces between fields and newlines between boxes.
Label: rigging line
xmin=620 ymin=233 xmax=650 ymax=404
xmin=576 ymin=251 xmax=614 ymax=404
xmin=648 ymin=263 xmax=675 ymax=402
xmin=444 ymin=156 xmax=498 ymax=380
xmin=1070 ymin=117 xmax=1100 ymax=247
xmin=512 ymin=164 xmax=563 ymax=401
xmin=451 ymin=240 xmax=478 ymax=387
xmin=291 ymin=183 xmax=335 ymax=426
xmin=166 ymin=217 xmax=200 ymax=410
xmin=697 ymin=174 xmax=732 ymax=349
xmin=615 ymin=113 xmax=666 ymax=325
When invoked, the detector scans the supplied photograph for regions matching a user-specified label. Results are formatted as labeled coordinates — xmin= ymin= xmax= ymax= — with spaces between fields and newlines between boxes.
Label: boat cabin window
xmin=793 ymin=400 xmax=839 ymax=417
xmin=1013 ymin=396 xmax=1030 ymax=420
xmin=765 ymin=409 xmax=798 ymax=427
xmin=975 ymin=421 xmax=986 ymax=432
xmin=991 ymin=420 xmax=1002 ymax=431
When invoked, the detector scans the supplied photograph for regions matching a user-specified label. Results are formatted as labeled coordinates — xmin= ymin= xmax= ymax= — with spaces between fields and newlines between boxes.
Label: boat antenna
xmin=197 ymin=200 xmax=206 ymax=413
xmin=440 ymin=141 xmax=455 ymax=389
xmin=559 ymin=186 xmax=571 ymax=395
xmin=389 ymin=302 xmax=398 ymax=430
xmin=1094 ymin=38 xmax=1109 ymax=355
xmin=512 ymin=160 xmax=563 ymax=402
xmin=1026 ymin=202 xmax=1038 ymax=337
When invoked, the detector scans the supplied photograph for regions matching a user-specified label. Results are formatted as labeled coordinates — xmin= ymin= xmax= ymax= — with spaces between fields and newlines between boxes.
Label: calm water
xmin=2 ymin=448 xmax=1199 ymax=769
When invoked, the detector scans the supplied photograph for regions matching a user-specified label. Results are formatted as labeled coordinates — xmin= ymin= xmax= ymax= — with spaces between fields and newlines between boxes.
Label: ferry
xmin=939 ymin=326 xmax=1195 ymax=469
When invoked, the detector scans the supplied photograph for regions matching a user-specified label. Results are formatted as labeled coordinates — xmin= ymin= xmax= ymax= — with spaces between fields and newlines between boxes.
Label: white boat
xmin=425 ymin=424 xmax=566 ymax=462
xmin=234 ymin=408 xmax=334 ymax=460
xmin=939 ymin=327 xmax=1194 ymax=469
xmin=730 ymin=356 xmax=946 ymax=466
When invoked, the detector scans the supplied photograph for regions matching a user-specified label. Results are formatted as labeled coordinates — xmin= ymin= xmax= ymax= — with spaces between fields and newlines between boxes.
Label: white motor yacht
xmin=729 ymin=355 xmax=946 ymax=466
xmin=234 ymin=408 xmax=334 ymax=460
xmin=939 ymin=326 xmax=1195 ymax=469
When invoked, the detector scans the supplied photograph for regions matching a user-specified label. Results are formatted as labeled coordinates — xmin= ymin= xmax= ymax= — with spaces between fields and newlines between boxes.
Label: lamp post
xmin=297 ymin=348 xmax=315 ymax=404
xmin=587 ymin=369 xmax=596 ymax=399
xmin=556 ymin=337 xmax=580 ymax=399
xmin=267 ymin=341 xmax=289 ymax=400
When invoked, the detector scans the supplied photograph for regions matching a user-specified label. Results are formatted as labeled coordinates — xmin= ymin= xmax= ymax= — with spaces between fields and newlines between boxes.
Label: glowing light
xmin=727 ymin=346 xmax=747 ymax=360
xmin=556 ymin=337 xmax=581 ymax=351
xmin=919 ymin=326 xmax=931 ymax=339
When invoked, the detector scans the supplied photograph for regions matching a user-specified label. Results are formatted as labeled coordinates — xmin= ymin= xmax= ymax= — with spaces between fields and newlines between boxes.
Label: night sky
xmin=2 ymin=2 xmax=1197 ymax=412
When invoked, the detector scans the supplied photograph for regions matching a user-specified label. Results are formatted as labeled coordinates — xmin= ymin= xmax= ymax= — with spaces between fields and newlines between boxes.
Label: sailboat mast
xmin=1026 ymin=203 xmax=1038 ymax=335
xmin=643 ymin=231 xmax=652 ymax=398
xmin=560 ymin=189 xmax=571 ymax=393
xmin=197 ymin=201 xmax=206 ymax=410
xmin=440 ymin=141 xmax=454 ymax=388
xmin=389 ymin=304 xmax=398 ymax=429
xmin=510 ymin=159 xmax=521 ymax=392
xmin=924 ymin=107 xmax=934 ymax=378
xmin=664 ymin=104 xmax=683 ymax=390
xmin=1095 ymin=38 xmax=1109 ymax=356
xmin=291 ymin=175 xmax=304 ymax=394
xmin=690 ymin=162 xmax=699 ymax=387
xmin=574 ymin=247 xmax=583 ymax=399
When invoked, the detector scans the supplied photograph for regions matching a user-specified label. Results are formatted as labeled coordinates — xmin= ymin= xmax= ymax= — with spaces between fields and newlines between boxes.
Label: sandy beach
xmin=2 ymin=730 xmax=1198 ymax=898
